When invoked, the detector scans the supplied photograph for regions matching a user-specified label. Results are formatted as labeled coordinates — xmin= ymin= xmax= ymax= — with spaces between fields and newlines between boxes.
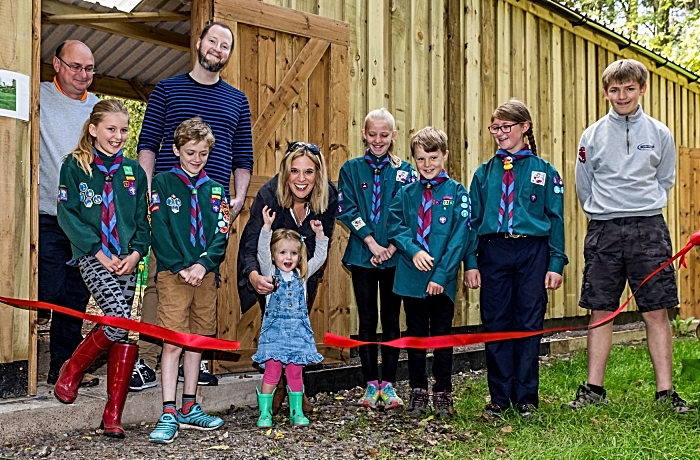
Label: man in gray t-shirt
xmin=39 ymin=40 xmax=100 ymax=386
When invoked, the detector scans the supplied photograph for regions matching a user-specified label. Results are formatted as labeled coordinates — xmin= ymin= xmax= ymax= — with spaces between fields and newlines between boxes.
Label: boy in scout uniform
xmin=148 ymin=117 xmax=229 ymax=444
xmin=387 ymin=126 xmax=471 ymax=419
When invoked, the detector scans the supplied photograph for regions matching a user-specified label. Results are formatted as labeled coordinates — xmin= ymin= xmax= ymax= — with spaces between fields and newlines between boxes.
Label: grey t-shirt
xmin=39 ymin=81 xmax=99 ymax=216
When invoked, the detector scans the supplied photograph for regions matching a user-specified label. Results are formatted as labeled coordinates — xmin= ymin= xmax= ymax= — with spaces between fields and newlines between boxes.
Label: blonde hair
xmin=364 ymin=108 xmax=401 ymax=168
xmin=276 ymin=142 xmax=329 ymax=214
xmin=602 ymin=59 xmax=648 ymax=90
xmin=410 ymin=126 xmax=448 ymax=157
xmin=492 ymin=99 xmax=538 ymax=156
xmin=70 ymin=99 xmax=129 ymax=176
xmin=174 ymin=117 xmax=215 ymax=151
xmin=270 ymin=229 xmax=308 ymax=280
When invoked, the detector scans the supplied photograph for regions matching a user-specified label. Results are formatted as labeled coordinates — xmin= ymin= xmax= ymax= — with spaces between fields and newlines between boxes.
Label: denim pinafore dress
xmin=252 ymin=268 xmax=323 ymax=366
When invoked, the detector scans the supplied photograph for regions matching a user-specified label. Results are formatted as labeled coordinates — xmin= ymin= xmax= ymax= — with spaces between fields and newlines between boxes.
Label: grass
xmin=426 ymin=339 xmax=700 ymax=460
xmin=0 ymin=90 xmax=16 ymax=111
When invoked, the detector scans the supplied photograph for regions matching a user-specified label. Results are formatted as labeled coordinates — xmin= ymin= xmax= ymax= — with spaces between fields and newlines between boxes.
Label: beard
xmin=198 ymin=48 xmax=230 ymax=73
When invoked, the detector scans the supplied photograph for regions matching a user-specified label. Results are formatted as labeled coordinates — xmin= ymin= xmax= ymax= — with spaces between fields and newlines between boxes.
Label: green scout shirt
xmin=337 ymin=155 xmax=416 ymax=268
xmin=57 ymin=153 xmax=151 ymax=260
xmin=150 ymin=172 xmax=230 ymax=274
xmin=464 ymin=155 xmax=568 ymax=274
xmin=388 ymin=178 xmax=471 ymax=302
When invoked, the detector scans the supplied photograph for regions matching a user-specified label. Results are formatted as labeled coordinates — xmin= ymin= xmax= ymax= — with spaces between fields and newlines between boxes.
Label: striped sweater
xmin=137 ymin=73 xmax=254 ymax=196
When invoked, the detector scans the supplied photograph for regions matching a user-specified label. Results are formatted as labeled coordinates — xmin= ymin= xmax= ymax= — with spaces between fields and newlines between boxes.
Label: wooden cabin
xmin=1 ymin=0 xmax=699 ymax=396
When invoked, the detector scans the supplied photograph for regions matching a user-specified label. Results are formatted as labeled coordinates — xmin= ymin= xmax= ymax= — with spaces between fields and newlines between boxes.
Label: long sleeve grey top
xmin=257 ymin=228 xmax=329 ymax=304
xmin=575 ymin=104 xmax=676 ymax=220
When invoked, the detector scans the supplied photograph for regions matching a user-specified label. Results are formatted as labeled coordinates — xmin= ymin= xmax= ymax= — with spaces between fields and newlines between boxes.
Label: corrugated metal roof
xmin=41 ymin=0 xmax=191 ymax=88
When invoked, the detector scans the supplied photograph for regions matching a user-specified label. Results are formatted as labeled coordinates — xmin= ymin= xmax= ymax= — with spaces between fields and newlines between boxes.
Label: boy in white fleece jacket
xmin=566 ymin=59 xmax=691 ymax=413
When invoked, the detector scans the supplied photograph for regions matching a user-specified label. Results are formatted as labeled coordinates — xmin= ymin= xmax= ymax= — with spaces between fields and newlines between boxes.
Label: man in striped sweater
xmin=132 ymin=21 xmax=254 ymax=391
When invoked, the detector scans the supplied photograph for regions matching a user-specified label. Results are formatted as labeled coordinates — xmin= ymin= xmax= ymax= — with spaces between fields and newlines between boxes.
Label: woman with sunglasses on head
xmin=463 ymin=99 xmax=567 ymax=421
xmin=237 ymin=141 xmax=338 ymax=415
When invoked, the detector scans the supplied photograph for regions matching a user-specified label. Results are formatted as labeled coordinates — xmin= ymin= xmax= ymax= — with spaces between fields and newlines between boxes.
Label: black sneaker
xmin=516 ymin=403 xmax=536 ymax=420
xmin=405 ymin=388 xmax=429 ymax=417
xmin=432 ymin=391 xmax=455 ymax=419
xmin=656 ymin=390 xmax=693 ymax=414
xmin=482 ymin=403 xmax=503 ymax=421
xmin=563 ymin=384 xmax=608 ymax=409
xmin=129 ymin=358 xmax=157 ymax=391
xmin=177 ymin=360 xmax=219 ymax=386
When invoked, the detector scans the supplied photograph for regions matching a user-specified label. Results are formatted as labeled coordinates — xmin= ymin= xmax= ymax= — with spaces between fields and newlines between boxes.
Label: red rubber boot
xmin=102 ymin=343 xmax=138 ymax=439
xmin=54 ymin=326 xmax=113 ymax=404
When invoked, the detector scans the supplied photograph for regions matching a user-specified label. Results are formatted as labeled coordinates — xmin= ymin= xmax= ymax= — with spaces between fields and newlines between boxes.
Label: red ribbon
xmin=325 ymin=229 xmax=700 ymax=350
xmin=0 ymin=296 xmax=240 ymax=351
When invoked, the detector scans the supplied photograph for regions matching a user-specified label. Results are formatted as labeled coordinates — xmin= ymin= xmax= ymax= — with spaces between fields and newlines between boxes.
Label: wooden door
xmin=212 ymin=0 xmax=350 ymax=372
xmin=679 ymin=147 xmax=700 ymax=319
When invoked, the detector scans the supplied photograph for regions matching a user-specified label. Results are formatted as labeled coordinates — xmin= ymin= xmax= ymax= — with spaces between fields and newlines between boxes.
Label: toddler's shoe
xmin=432 ymin=391 xmax=455 ymax=419
xmin=149 ymin=412 xmax=179 ymax=444
xmin=405 ymin=388 xmax=429 ymax=417
xmin=177 ymin=403 xmax=224 ymax=430
xmin=360 ymin=383 xmax=381 ymax=409
xmin=379 ymin=383 xmax=404 ymax=410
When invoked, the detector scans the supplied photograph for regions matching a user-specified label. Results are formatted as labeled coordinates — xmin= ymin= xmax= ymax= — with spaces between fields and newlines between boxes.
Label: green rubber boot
xmin=256 ymin=387 xmax=276 ymax=427
xmin=287 ymin=386 xmax=310 ymax=427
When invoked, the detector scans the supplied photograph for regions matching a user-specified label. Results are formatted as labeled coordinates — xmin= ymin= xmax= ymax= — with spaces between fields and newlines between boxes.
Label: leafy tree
xmin=561 ymin=0 xmax=700 ymax=72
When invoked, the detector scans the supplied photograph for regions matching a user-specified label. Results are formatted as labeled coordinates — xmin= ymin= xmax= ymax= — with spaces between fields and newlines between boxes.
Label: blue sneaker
xmin=177 ymin=403 xmax=224 ymax=430
xmin=149 ymin=412 xmax=179 ymax=444
xmin=360 ymin=384 xmax=381 ymax=409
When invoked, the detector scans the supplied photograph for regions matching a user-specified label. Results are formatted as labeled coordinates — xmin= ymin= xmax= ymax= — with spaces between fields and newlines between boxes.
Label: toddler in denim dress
xmin=252 ymin=205 xmax=327 ymax=427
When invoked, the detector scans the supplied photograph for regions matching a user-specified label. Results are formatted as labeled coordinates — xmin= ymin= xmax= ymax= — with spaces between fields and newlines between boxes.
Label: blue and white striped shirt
xmin=137 ymin=73 xmax=254 ymax=197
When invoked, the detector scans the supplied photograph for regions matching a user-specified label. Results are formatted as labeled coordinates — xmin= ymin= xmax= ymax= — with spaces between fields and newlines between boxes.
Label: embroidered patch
xmin=351 ymin=217 xmax=366 ymax=230
xmin=79 ymin=182 xmax=88 ymax=192
xmin=461 ymin=210 xmax=468 ymax=218
xmin=531 ymin=171 xmax=546 ymax=186
xmin=151 ymin=191 xmax=161 ymax=205
xmin=439 ymin=216 xmax=447 ymax=224
xmin=530 ymin=193 xmax=537 ymax=202
xmin=94 ymin=195 xmax=103 ymax=205
xmin=554 ymin=186 xmax=562 ymax=194
xmin=396 ymin=170 xmax=408 ymax=182
xmin=578 ymin=146 xmax=586 ymax=163
xmin=166 ymin=195 xmax=182 ymax=213
xmin=462 ymin=195 xmax=468 ymax=203
xmin=128 ymin=185 xmax=136 ymax=196
xmin=337 ymin=204 xmax=343 ymax=213
xmin=338 ymin=191 xmax=344 ymax=202
xmin=361 ymin=182 xmax=368 ymax=190
xmin=442 ymin=199 xmax=454 ymax=206
xmin=637 ymin=143 xmax=655 ymax=151
xmin=122 ymin=165 xmax=133 ymax=176
xmin=219 ymin=199 xmax=231 ymax=233
xmin=58 ymin=186 xmax=68 ymax=202
xmin=212 ymin=186 xmax=223 ymax=195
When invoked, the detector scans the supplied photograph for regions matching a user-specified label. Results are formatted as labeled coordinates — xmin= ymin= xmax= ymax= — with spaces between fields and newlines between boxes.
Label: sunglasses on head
xmin=286 ymin=141 xmax=321 ymax=156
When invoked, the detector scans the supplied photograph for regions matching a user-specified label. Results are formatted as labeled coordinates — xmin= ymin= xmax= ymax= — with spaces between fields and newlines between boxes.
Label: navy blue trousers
xmin=404 ymin=293 xmax=454 ymax=393
xmin=478 ymin=236 xmax=549 ymax=408
xmin=39 ymin=215 xmax=91 ymax=377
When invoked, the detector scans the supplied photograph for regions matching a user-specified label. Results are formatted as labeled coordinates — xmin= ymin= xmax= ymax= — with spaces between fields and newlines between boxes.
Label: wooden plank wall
xmin=0 ymin=0 xmax=33 ymax=364
xmin=253 ymin=0 xmax=700 ymax=330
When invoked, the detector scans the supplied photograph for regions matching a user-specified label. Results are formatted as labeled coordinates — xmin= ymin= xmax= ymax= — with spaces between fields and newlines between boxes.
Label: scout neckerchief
xmin=495 ymin=147 xmax=534 ymax=234
xmin=416 ymin=170 xmax=449 ymax=251
xmin=364 ymin=151 xmax=391 ymax=223
xmin=170 ymin=164 xmax=209 ymax=248
xmin=92 ymin=149 xmax=123 ymax=257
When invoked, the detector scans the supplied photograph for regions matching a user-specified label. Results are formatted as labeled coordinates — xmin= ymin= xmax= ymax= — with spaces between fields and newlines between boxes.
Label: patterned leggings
xmin=78 ymin=255 xmax=136 ymax=343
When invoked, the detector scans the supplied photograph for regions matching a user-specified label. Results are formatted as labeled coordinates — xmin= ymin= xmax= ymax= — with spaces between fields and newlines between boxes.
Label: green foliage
xmin=421 ymin=340 xmax=700 ymax=459
xmin=670 ymin=314 xmax=696 ymax=337
xmin=96 ymin=94 xmax=146 ymax=160
xmin=561 ymin=0 xmax=700 ymax=73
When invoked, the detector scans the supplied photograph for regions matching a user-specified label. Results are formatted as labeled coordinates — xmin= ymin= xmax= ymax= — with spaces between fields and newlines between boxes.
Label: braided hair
xmin=492 ymin=99 xmax=538 ymax=156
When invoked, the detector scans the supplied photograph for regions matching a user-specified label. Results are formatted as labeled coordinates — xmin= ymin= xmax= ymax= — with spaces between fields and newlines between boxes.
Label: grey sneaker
xmin=564 ymin=384 xmax=608 ymax=409
xmin=516 ymin=403 xmax=536 ymax=420
xmin=482 ymin=403 xmax=503 ymax=421
xmin=432 ymin=391 xmax=455 ymax=419
xmin=656 ymin=390 xmax=693 ymax=414
xmin=405 ymin=388 xmax=429 ymax=417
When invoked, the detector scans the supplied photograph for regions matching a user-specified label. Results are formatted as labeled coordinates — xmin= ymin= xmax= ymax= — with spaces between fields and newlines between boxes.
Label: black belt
xmin=481 ymin=233 xmax=529 ymax=239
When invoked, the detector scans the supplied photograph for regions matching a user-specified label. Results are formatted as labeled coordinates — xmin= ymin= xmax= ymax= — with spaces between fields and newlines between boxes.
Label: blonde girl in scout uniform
xmin=55 ymin=99 xmax=150 ymax=439
xmin=147 ymin=118 xmax=229 ymax=444
xmin=463 ymin=99 xmax=567 ymax=420
xmin=387 ymin=127 xmax=471 ymax=419
xmin=337 ymin=108 xmax=416 ymax=410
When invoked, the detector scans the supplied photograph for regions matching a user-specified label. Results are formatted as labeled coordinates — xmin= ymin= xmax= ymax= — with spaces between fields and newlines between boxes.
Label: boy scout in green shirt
xmin=387 ymin=126 xmax=471 ymax=419
xmin=148 ymin=117 xmax=228 ymax=444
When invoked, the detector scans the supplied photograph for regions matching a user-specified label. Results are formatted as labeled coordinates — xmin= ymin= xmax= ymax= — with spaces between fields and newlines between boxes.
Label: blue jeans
xmin=39 ymin=215 xmax=91 ymax=377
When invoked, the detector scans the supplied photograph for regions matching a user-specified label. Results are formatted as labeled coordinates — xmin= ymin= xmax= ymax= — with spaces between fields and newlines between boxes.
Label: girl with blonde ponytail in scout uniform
xmin=337 ymin=108 xmax=417 ymax=410
xmin=388 ymin=127 xmax=471 ymax=420
xmin=147 ymin=117 xmax=229 ymax=444
xmin=56 ymin=99 xmax=150 ymax=439
xmin=463 ymin=99 xmax=567 ymax=421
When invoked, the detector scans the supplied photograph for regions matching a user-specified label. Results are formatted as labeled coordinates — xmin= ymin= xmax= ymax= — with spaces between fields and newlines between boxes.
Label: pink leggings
xmin=262 ymin=360 xmax=303 ymax=392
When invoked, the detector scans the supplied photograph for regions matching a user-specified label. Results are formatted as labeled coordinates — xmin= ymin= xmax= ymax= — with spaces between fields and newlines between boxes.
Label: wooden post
xmin=191 ymin=0 xmax=214 ymax=69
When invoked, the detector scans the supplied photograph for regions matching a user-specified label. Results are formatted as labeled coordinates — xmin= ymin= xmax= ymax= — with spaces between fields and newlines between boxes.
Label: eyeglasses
xmin=488 ymin=123 xmax=520 ymax=134
xmin=286 ymin=141 xmax=321 ymax=156
xmin=56 ymin=56 xmax=97 ymax=75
